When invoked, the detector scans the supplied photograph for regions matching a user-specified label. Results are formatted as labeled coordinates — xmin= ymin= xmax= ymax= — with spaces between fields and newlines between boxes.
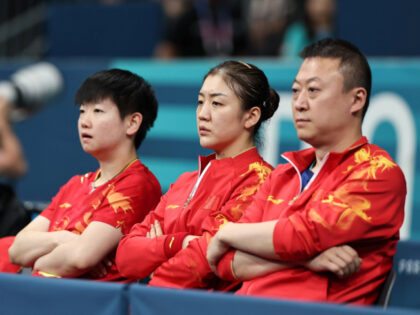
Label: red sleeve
xmin=39 ymin=176 xmax=78 ymax=222
xmin=151 ymin=164 xmax=273 ymax=287
xmin=150 ymin=234 xmax=212 ymax=288
xmin=39 ymin=197 xmax=58 ymax=222
xmin=163 ymin=232 xmax=189 ymax=258
xmin=90 ymin=170 xmax=161 ymax=235
xmin=235 ymin=170 xmax=274 ymax=224
xmin=116 ymin=192 xmax=170 ymax=279
xmin=273 ymin=157 xmax=406 ymax=261
xmin=0 ymin=236 xmax=21 ymax=273
xmin=216 ymin=251 xmax=236 ymax=281
xmin=201 ymin=162 xmax=273 ymax=234
xmin=216 ymin=173 xmax=274 ymax=280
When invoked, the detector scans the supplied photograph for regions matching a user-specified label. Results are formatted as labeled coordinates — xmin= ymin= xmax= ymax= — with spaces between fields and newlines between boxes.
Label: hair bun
xmin=261 ymin=88 xmax=280 ymax=121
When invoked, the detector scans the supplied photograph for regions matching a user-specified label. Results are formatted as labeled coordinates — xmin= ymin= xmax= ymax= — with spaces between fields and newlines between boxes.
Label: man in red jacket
xmin=207 ymin=38 xmax=406 ymax=305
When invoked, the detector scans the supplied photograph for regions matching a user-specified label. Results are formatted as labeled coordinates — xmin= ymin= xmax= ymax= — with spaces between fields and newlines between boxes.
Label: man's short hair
xmin=74 ymin=69 xmax=158 ymax=149
xmin=300 ymin=38 xmax=372 ymax=118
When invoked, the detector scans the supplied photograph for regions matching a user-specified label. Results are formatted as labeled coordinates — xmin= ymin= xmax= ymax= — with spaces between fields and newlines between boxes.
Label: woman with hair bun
xmin=116 ymin=60 xmax=278 ymax=290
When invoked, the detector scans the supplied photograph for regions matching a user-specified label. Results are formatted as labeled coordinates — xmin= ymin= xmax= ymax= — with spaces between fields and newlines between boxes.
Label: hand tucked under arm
xmin=182 ymin=235 xmax=200 ymax=249
xmin=149 ymin=234 xmax=212 ymax=288
xmin=9 ymin=216 xmax=78 ymax=267
xmin=147 ymin=220 xmax=199 ymax=253
xmin=147 ymin=220 xmax=163 ymax=238
xmin=207 ymin=230 xmax=232 ymax=274
xmin=304 ymin=245 xmax=362 ymax=278
xmin=145 ymin=220 xmax=199 ymax=280
xmin=33 ymin=221 xmax=122 ymax=277
xmin=87 ymin=255 xmax=114 ymax=279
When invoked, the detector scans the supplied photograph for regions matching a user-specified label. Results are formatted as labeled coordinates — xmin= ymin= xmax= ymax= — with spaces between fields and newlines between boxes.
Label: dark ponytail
xmin=260 ymin=88 xmax=280 ymax=122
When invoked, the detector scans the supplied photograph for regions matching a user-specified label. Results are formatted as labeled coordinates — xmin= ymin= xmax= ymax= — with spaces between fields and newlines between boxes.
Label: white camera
xmin=0 ymin=62 xmax=64 ymax=121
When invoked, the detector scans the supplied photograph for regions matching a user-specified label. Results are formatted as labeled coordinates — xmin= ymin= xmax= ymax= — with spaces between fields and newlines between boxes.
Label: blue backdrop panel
xmin=128 ymin=283 xmax=415 ymax=315
xmin=390 ymin=240 xmax=420 ymax=310
xmin=337 ymin=0 xmax=420 ymax=56
xmin=0 ymin=273 xmax=128 ymax=315
xmin=46 ymin=3 xmax=162 ymax=57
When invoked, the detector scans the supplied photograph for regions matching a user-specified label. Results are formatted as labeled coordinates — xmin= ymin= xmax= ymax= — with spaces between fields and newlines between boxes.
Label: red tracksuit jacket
xmin=116 ymin=148 xmax=273 ymax=288
xmin=217 ymin=137 xmax=406 ymax=304
xmin=0 ymin=160 xmax=161 ymax=280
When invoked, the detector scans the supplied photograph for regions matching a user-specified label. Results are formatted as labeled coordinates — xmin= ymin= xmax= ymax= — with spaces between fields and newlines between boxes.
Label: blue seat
xmin=389 ymin=240 xmax=420 ymax=310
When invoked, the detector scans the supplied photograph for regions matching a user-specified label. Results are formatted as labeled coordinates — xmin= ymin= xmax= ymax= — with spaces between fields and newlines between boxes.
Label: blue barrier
xmin=0 ymin=273 xmax=418 ymax=315
xmin=0 ymin=273 xmax=128 ymax=315
xmin=128 ymin=284 xmax=415 ymax=315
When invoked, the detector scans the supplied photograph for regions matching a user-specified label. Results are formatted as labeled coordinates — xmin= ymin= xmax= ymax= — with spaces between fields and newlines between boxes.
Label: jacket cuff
xmin=217 ymin=250 xmax=236 ymax=281
xmin=163 ymin=232 xmax=189 ymax=259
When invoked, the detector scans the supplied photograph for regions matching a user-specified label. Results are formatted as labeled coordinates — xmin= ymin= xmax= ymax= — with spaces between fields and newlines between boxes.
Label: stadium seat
xmin=389 ymin=240 xmax=420 ymax=310
xmin=376 ymin=269 xmax=396 ymax=308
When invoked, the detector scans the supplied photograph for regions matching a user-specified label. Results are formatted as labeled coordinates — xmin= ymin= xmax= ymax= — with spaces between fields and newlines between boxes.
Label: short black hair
xmin=74 ymin=69 xmax=158 ymax=149
xmin=300 ymin=38 xmax=371 ymax=119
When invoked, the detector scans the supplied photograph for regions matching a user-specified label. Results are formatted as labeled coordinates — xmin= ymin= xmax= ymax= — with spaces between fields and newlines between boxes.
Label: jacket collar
xmin=282 ymin=137 xmax=368 ymax=173
xmin=198 ymin=147 xmax=260 ymax=174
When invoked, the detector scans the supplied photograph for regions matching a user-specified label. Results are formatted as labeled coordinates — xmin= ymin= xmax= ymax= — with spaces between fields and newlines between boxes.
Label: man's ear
xmin=244 ymin=106 xmax=261 ymax=129
xmin=350 ymin=87 xmax=367 ymax=115
xmin=126 ymin=112 xmax=143 ymax=136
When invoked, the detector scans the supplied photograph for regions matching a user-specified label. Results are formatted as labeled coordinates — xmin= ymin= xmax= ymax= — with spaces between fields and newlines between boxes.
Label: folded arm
xmin=222 ymin=245 xmax=361 ymax=281
xmin=149 ymin=234 xmax=211 ymax=288
xmin=150 ymin=167 xmax=275 ymax=288
xmin=209 ymin=217 xmax=365 ymax=283
xmin=33 ymin=221 xmax=122 ymax=277
xmin=9 ymin=216 xmax=78 ymax=267
xmin=227 ymin=250 xmax=291 ymax=281
xmin=207 ymin=221 xmax=278 ymax=274
xmin=116 ymin=209 xmax=170 ymax=279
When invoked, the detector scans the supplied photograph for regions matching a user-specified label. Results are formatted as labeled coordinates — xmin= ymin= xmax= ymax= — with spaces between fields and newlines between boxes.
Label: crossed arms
xmin=207 ymin=221 xmax=361 ymax=281
xmin=9 ymin=216 xmax=122 ymax=277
